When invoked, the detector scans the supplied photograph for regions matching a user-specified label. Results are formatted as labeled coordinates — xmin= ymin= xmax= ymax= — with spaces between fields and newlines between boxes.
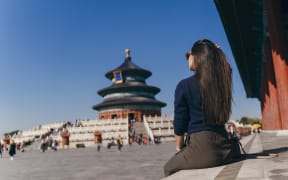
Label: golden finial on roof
xmin=125 ymin=48 xmax=130 ymax=58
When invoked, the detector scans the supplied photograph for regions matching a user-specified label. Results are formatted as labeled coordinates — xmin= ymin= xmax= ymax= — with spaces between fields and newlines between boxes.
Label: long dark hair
xmin=191 ymin=39 xmax=232 ymax=125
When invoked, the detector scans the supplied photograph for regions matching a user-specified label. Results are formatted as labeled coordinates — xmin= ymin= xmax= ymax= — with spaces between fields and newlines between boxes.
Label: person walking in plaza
xmin=0 ymin=141 xmax=2 ymax=158
xmin=164 ymin=39 xmax=233 ymax=176
xmin=96 ymin=135 xmax=102 ymax=152
xmin=117 ymin=135 xmax=123 ymax=152
xmin=9 ymin=140 xmax=16 ymax=160
xmin=51 ymin=139 xmax=58 ymax=151
xmin=40 ymin=138 xmax=47 ymax=152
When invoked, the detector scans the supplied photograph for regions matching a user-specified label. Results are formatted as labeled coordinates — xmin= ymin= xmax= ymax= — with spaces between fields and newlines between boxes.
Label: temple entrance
xmin=128 ymin=113 xmax=135 ymax=124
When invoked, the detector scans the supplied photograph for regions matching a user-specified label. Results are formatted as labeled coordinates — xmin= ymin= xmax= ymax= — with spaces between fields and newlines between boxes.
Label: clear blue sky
xmin=0 ymin=0 xmax=261 ymax=135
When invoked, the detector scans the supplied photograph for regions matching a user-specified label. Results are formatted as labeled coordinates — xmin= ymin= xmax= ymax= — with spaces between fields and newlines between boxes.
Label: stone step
xmin=163 ymin=134 xmax=256 ymax=180
xmin=132 ymin=122 xmax=148 ymax=137
xmin=24 ymin=139 xmax=41 ymax=151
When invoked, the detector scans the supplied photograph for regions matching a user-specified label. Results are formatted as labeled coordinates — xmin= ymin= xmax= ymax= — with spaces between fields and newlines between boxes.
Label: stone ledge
xmin=162 ymin=134 xmax=255 ymax=180
xmin=262 ymin=130 xmax=288 ymax=136
xmin=163 ymin=166 xmax=225 ymax=180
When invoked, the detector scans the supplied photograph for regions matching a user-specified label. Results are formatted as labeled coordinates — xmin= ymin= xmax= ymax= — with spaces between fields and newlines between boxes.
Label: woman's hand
xmin=175 ymin=135 xmax=184 ymax=152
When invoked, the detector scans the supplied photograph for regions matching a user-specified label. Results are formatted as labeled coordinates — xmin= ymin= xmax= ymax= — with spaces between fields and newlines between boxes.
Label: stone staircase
xmin=24 ymin=139 xmax=41 ymax=151
xmin=133 ymin=122 xmax=148 ymax=137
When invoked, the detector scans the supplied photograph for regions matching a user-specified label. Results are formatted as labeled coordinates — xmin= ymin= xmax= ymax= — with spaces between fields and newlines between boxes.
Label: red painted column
xmin=261 ymin=40 xmax=282 ymax=130
xmin=265 ymin=0 xmax=288 ymax=129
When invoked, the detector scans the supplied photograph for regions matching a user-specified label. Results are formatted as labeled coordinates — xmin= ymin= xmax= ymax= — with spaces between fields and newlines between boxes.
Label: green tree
xmin=239 ymin=117 xmax=262 ymax=125
xmin=239 ymin=117 xmax=249 ymax=125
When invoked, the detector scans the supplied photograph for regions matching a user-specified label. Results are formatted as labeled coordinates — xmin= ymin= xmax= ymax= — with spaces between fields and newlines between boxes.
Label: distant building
xmin=92 ymin=49 xmax=166 ymax=123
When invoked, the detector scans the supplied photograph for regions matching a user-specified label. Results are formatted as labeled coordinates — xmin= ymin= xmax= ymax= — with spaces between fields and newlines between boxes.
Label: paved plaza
xmin=0 ymin=142 xmax=174 ymax=180
xmin=1 ymin=132 xmax=288 ymax=180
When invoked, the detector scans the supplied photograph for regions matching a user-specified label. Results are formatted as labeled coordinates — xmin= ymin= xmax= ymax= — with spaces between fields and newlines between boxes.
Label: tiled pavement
xmin=0 ymin=140 xmax=174 ymax=180
xmin=0 ymin=131 xmax=288 ymax=180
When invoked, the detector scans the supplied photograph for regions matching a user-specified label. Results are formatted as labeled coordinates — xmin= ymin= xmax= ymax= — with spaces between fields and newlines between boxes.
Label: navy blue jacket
xmin=173 ymin=75 xmax=224 ymax=135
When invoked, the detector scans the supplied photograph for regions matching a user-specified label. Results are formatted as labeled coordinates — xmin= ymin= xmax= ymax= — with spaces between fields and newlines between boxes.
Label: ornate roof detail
xmin=105 ymin=49 xmax=151 ymax=79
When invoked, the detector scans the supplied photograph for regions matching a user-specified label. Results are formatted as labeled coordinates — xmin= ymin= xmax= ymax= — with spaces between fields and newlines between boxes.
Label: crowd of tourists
xmin=40 ymin=136 xmax=59 ymax=152
xmin=128 ymin=123 xmax=153 ymax=146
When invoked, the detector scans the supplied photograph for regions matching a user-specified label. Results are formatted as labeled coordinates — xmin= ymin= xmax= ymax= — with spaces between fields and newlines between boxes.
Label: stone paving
xmin=1 ymin=132 xmax=288 ymax=180
xmin=0 ymin=143 xmax=175 ymax=180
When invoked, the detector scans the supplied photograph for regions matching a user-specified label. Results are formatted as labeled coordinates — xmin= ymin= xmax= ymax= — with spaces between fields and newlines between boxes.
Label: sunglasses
xmin=185 ymin=51 xmax=192 ymax=60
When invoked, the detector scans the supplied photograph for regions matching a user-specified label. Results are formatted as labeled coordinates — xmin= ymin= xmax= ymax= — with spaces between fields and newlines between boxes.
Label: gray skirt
xmin=164 ymin=130 xmax=232 ymax=176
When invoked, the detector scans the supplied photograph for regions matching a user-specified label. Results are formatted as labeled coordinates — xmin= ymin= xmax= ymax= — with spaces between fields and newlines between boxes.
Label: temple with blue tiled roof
xmin=92 ymin=49 xmax=166 ymax=123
